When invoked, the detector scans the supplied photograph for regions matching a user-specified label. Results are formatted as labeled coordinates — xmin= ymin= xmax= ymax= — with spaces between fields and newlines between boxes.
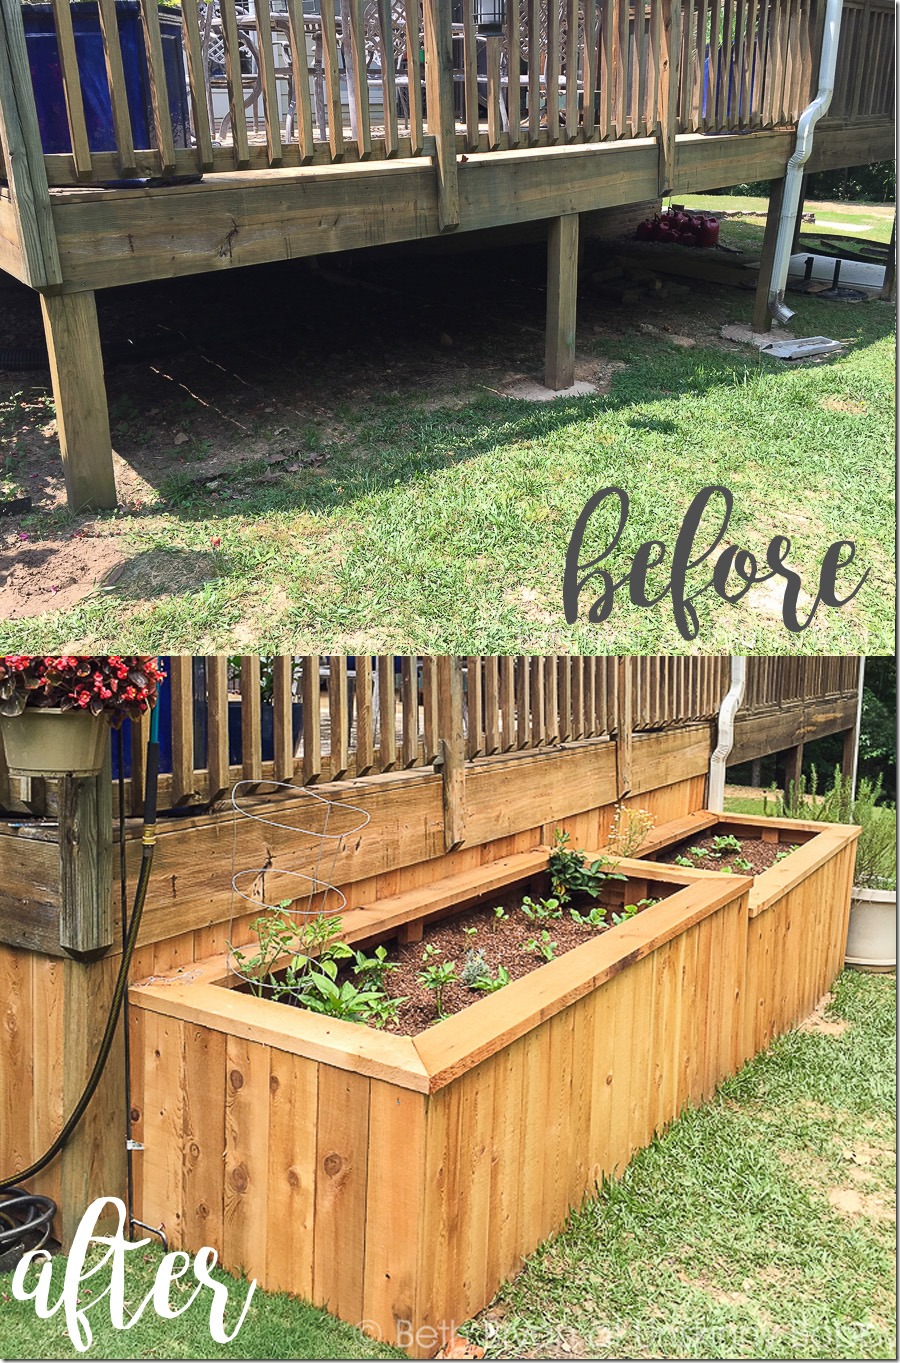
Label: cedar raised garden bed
xmin=130 ymin=850 xmax=752 ymax=1356
xmin=634 ymin=810 xmax=861 ymax=1055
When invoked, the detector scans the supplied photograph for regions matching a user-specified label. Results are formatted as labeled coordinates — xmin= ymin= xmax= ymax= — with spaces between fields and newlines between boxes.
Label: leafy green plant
xmin=298 ymin=971 xmax=392 ymax=1022
xmin=766 ymin=767 xmax=896 ymax=891
xmin=523 ymin=930 xmax=558 ymax=962
xmin=674 ymin=854 xmax=694 ymax=868
xmin=688 ymin=844 xmax=714 ymax=859
xmin=521 ymin=894 xmax=563 ymax=923
xmin=731 ymin=856 xmax=753 ymax=872
xmin=549 ymin=830 xmax=625 ymax=903
xmin=610 ymin=897 xmax=657 ymax=925
xmin=460 ymin=948 xmax=491 ymax=989
xmin=472 ymin=964 xmax=510 ymax=993
xmin=352 ymin=944 xmax=396 ymax=988
xmin=711 ymin=833 xmax=742 ymax=854
xmin=490 ymin=906 xmax=509 ymax=931
xmin=462 ymin=925 xmax=478 ymax=938
xmin=418 ymin=959 xmax=458 ymax=1017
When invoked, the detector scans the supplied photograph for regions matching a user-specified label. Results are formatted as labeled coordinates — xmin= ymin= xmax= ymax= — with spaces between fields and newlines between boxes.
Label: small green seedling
xmin=521 ymin=895 xmax=563 ymax=923
xmin=569 ymin=902 xmax=608 ymax=928
xmin=732 ymin=856 xmax=753 ymax=872
xmin=711 ymin=834 xmax=743 ymax=854
xmin=610 ymin=897 xmax=657 ymax=926
xmin=418 ymin=959 xmax=458 ymax=1017
xmin=473 ymin=964 xmax=511 ymax=993
xmin=523 ymin=930 xmax=558 ymax=962
xmin=674 ymin=854 xmax=694 ymax=868
xmin=462 ymin=925 xmax=478 ymax=938
xmin=352 ymin=944 xmax=396 ymax=987
xmin=491 ymin=906 xmax=509 ymax=930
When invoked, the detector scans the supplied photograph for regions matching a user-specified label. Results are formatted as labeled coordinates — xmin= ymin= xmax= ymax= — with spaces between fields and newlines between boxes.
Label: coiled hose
xmin=0 ymin=710 xmax=160 ymax=1269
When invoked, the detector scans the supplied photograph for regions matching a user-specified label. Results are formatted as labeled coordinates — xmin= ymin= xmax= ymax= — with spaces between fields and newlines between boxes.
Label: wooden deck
xmin=0 ymin=0 xmax=893 ymax=505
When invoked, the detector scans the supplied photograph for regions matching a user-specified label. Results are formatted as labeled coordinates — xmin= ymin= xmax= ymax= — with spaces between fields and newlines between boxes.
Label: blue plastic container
xmin=22 ymin=0 xmax=190 ymax=155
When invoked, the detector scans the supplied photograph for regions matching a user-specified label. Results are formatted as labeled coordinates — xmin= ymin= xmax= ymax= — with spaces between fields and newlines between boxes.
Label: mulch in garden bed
xmin=654 ymin=832 xmax=800 ymax=876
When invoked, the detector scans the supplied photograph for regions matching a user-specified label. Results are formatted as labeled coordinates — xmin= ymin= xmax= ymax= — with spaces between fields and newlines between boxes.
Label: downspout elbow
xmin=708 ymin=658 xmax=747 ymax=812
xmin=767 ymin=0 xmax=844 ymax=323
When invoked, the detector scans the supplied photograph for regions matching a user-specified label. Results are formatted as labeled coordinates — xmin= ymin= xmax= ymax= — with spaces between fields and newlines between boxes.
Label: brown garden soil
xmin=655 ymin=831 xmax=802 ymax=876
xmin=270 ymin=880 xmax=675 ymax=1036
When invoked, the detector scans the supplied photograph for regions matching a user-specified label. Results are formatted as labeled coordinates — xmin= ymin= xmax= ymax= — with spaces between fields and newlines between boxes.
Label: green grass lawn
xmin=468 ymin=969 xmax=897 ymax=1359
xmin=3 ymin=972 xmax=893 ymax=1360
xmin=0 ymin=205 xmax=894 ymax=653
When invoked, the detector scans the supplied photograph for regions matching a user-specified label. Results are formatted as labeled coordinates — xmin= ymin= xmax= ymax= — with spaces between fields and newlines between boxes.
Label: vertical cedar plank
xmin=303 ymin=655 xmax=322 ymax=783
xmin=266 ymin=1050 xmax=318 ymax=1299
xmin=170 ymin=655 xmax=196 ymax=803
xmin=355 ymin=656 xmax=376 ymax=772
xmin=181 ymin=1023 xmax=227 ymax=1251
xmin=313 ymin=1067 xmax=371 ymax=1322
xmin=330 ymin=656 xmax=350 ymax=777
xmin=223 ymin=1035 xmax=271 ymax=1281
xmin=363 ymin=1081 xmax=427 ymax=1344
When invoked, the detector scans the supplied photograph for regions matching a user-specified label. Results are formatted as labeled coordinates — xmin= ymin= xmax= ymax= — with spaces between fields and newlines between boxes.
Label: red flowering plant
xmin=0 ymin=657 xmax=165 ymax=727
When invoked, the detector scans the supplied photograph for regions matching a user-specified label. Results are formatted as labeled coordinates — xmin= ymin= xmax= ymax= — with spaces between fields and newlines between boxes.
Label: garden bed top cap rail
xmin=131 ymin=859 xmax=752 ymax=1093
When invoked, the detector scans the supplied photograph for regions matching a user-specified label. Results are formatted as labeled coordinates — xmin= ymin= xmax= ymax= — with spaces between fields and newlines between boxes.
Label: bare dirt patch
xmin=0 ymin=529 xmax=126 ymax=619
xmin=818 ymin=396 xmax=868 ymax=414
xmin=827 ymin=1187 xmax=895 ymax=1221
xmin=798 ymin=993 xmax=849 ymax=1036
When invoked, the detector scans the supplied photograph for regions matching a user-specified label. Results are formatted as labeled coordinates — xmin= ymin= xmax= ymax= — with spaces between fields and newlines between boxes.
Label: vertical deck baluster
xmin=377 ymin=657 xmax=396 ymax=770
xmin=205 ymin=656 xmax=229 ymax=800
xmin=401 ymin=657 xmax=419 ymax=766
xmin=528 ymin=0 xmax=542 ymax=143
xmin=302 ymin=655 xmax=322 ymax=783
xmin=646 ymin=0 xmax=660 ymax=134
xmin=404 ymin=0 xmax=425 ymax=154
xmin=466 ymin=657 xmax=484 ymax=758
xmin=499 ymin=656 xmax=516 ymax=750
xmin=329 ymin=657 xmax=350 ymax=777
xmin=633 ymin=0 xmax=646 ymax=134
xmin=377 ymin=0 xmax=400 ymax=155
xmin=616 ymin=0 xmax=629 ymax=135
xmin=169 ymin=657 xmax=195 ymax=804
xmin=240 ymin=657 xmax=263 ymax=784
xmin=220 ymin=0 xmax=251 ymax=167
xmin=49 ymin=0 xmax=92 ymax=179
xmin=487 ymin=36 xmax=503 ymax=146
xmin=719 ymin=0 xmax=734 ymax=126
xmin=138 ymin=0 xmax=176 ymax=170
xmin=319 ymin=0 xmax=345 ymax=159
xmin=463 ymin=0 xmax=481 ymax=148
xmin=272 ymin=658 xmax=295 ymax=782
xmin=547 ymin=0 xmax=561 ymax=140
xmin=506 ymin=0 xmax=521 ymax=145
xmin=599 ymin=0 xmax=613 ymax=135
xmin=96 ymin=0 xmax=138 ymax=173
xmin=347 ymin=0 xmax=372 ymax=156
xmin=422 ymin=657 xmax=439 ymax=762
xmin=565 ymin=0 xmax=580 ymax=138
xmin=516 ymin=655 xmax=531 ymax=748
xmin=252 ymin=1 xmax=284 ymax=165
xmin=180 ymin=0 xmax=215 ymax=169
xmin=284 ymin=0 xmax=315 ymax=160
xmin=484 ymin=657 xmax=500 ymax=754
xmin=704 ymin=0 xmax=721 ymax=127
xmin=530 ymin=656 xmax=545 ymax=746
xmin=582 ymin=0 xmax=599 ymax=138
xmin=355 ymin=657 xmax=375 ymax=773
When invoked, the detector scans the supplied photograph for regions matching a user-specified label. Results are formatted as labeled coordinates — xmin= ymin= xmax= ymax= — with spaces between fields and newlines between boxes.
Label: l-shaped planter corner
xmin=129 ymin=853 xmax=753 ymax=1356
xmin=633 ymin=809 xmax=860 ymax=1058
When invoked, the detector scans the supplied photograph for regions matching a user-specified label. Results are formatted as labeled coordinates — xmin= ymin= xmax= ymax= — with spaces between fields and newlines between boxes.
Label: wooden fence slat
xmin=634 ymin=0 xmax=648 ymax=135
xmin=377 ymin=657 xmax=396 ymax=770
xmin=180 ymin=0 xmax=215 ymax=170
xmin=355 ymin=657 xmax=375 ymax=772
xmin=253 ymin=0 xmax=284 ymax=166
xmin=530 ymin=656 xmax=546 ymax=746
xmin=240 ymin=656 xmax=263 ymax=784
xmin=330 ymin=657 xmax=350 ymax=777
xmin=49 ymin=0 xmax=92 ymax=178
xmin=220 ymin=0 xmax=252 ymax=167
xmin=558 ymin=657 xmax=572 ymax=741
xmin=272 ymin=657 xmax=295 ymax=782
xmin=544 ymin=656 xmax=559 ymax=743
xmin=302 ymin=655 xmax=322 ymax=783
xmin=138 ymin=0 xmax=176 ymax=171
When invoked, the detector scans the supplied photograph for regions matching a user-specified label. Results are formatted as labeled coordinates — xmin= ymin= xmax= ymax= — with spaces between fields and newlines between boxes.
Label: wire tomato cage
xmin=227 ymin=779 xmax=371 ymax=996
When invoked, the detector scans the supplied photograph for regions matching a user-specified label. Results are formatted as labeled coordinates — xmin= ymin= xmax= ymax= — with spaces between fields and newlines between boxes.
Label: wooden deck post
xmin=781 ymin=743 xmax=804 ymax=805
xmin=422 ymin=0 xmax=460 ymax=232
xmin=40 ymin=291 xmax=118 ymax=511
xmin=751 ymin=176 xmax=787 ymax=334
xmin=58 ymin=749 xmax=114 ymax=958
xmin=545 ymin=213 xmax=580 ymax=390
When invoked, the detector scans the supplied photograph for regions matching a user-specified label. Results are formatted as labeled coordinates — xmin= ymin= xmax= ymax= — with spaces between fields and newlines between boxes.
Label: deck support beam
xmin=781 ymin=743 xmax=804 ymax=805
xmin=544 ymin=212 xmax=579 ymax=390
xmin=40 ymin=290 xmax=117 ymax=511
xmin=751 ymin=176 xmax=787 ymax=334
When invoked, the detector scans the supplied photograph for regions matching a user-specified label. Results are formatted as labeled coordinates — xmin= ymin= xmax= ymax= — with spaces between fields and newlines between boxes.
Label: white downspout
xmin=768 ymin=0 xmax=845 ymax=323
xmin=708 ymin=657 xmax=747 ymax=812
xmin=850 ymin=656 xmax=866 ymax=800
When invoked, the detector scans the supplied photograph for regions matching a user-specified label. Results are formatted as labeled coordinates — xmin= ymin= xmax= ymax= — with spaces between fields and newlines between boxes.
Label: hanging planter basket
xmin=0 ymin=707 xmax=108 ymax=777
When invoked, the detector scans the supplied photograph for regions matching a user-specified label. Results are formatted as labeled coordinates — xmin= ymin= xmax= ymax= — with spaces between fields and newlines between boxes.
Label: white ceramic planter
xmin=845 ymin=885 xmax=897 ymax=972
xmin=0 ymin=707 xmax=108 ymax=777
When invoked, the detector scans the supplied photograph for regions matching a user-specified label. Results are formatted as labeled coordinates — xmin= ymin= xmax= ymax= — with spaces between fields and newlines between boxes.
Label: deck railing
xmin=2 ymin=0 xmax=887 ymax=194
xmin=0 ymin=655 xmax=861 ymax=816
